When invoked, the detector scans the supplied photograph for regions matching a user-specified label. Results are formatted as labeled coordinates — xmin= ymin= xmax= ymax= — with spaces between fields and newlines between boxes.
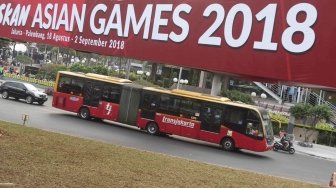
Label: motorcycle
xmin=273 ymin=140 xmax=295 ymax=154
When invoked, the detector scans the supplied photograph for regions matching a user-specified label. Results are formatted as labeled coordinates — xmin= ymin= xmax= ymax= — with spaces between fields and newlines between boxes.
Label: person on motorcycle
xmin=280 ymin=133 xmax=290 ymax=150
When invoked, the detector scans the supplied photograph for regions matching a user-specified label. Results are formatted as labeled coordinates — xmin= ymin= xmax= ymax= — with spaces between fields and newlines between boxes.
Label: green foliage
xmin=270 ymin=113 xmax=289 ymax=123
xmin=163 ymin=77 xmax=172 ymax=88
xmin=134 ymin=79 xmax=159 ymax=87
xmin=92 ymin=65 xmax=108 ymax=75
xmin=16 ymin=55 xmax=33 ymax=65
xmin=220 ymin=89 xmax=254 ymax=104
xmin=289 ymin=103 xmax=312 ymax=120
xmin=126 ymin=72 xmax=136 ymax=81
xmin=69 ymin=63 xmax=109 ymax=75
xmin=69 ymin=63 xmax=92 ymax=73
xmin=35 ymin=64 xmax=67 ymax=81
xmin=316 ymin=122 xmax=334 ymax=131
xmin=311 ymin=105 xmax=334 ymax=123
xmin=0 ymin=39 xmax=10 ymax=48
xmin=290 ymin=103 xmax=334 ymax=143
xmin=289 ymin=104 xmax=333 ymax=126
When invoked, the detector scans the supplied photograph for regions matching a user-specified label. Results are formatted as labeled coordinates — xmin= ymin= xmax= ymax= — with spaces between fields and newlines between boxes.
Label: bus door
xmin=156 ymin=94 xmax=181 ymax=134
xmin=83 ymin=81 xmax=103 ymax=115
xmin=222 ymin=106 xmax=263 ymax=150
xmin=140 ymin=92 xmax=160 ymax=120
xmin=244 ymin=109 xmax=265 ymax=149
xmin=100 ymin=84 xmax=121 ymax=121
xmin=199 ymin=103 xmax=223 ymax=142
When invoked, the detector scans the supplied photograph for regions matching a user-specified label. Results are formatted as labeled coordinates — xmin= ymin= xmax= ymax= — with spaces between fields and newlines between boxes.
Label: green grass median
xmin=0 ymin=121 xmax=323 ymax=188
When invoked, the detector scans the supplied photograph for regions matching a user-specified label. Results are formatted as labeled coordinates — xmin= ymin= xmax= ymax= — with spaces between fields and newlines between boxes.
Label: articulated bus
xmin=53 ymin=71 xmax=274 ymax=152
xmin=52 ymin=71 xmax=132 ymax=122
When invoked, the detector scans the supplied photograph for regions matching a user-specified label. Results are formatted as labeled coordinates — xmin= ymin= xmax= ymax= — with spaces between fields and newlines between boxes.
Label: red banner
xmin=0 ymin=0 xmax=335 ymax=88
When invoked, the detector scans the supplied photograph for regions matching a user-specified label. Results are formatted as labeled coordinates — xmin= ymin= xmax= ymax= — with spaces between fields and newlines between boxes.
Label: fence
xmin=4 ymin=73 xmax=55 ymax=88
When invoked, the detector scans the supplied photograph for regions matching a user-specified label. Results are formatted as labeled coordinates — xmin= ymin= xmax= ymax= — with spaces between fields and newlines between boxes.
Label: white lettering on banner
xmin=198 ymin=3 xmax=317 ymax=53
xmin=0 ymin=3 xmax=30 ymax=26
xmin=0 ymin=2 xmax=319 ymax=54
xmin=11 ymin=28 xmax=23 ymax=36
xmin=26 ymin=30 xmax=45 ymax=40
xmin=90 ymin=4 xmax=191 ymax=42
xmin=31 ymin=3 xmax=86 ymax=32
xmin=162 ymin=116 xmax=195 ymax=128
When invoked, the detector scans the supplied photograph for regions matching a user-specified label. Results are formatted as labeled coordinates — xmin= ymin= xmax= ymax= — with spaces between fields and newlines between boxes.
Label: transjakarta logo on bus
xmin=162 ymin=116 xmax=195 ymax=128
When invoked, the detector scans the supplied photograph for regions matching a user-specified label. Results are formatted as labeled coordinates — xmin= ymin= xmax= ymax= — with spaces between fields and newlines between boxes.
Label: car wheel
xmin=221 ymin=137 xmax=235 ymax=151
xmin=146 ymin=122 xmax=159 ymax=135
xmin=2 ymin=91 xmax=9 ymax=99
xmin=79 ymin=107 xmax=90 ymax=120
xmin=26 ymin=96 xmax=33 ymax=104
xmin=38 ymin=101 xmax=45 ymax=105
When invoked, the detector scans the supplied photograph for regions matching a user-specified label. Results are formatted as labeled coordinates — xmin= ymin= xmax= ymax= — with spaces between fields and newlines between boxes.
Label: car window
xmin=4 ymin=82 xmax=13 ymax=87
xmin=9 ymin=82 xmax=18 ymax=87
xmin=11 ymin=82 xmax=20 ymax=88
xmin=23 ymin=83 xmax=38 ymax=91
xmin=17 ymin=83 xmax=26 ymax=90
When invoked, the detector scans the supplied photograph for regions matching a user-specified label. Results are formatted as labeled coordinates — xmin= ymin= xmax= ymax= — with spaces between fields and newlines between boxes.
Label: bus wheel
xmin=221 ymin=137 xmax=235 ymax=151
xmin=79 ymin=107 xmax=90 ymax=120
xmin=146 ymin=122 xmax=159 ymax=135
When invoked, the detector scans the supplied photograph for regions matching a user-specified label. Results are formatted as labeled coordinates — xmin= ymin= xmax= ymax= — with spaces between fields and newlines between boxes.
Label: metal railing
xmin=254 ymin=82 xmax=336 ymax=125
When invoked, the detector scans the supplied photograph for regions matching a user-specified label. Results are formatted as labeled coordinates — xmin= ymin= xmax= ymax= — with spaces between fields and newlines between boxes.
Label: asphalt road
xmin=0 ymin=96 xmax=335 ymax=186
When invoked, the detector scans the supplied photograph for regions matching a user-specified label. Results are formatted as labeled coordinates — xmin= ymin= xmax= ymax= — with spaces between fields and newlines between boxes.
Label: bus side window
xmin=180 ymin=99 xmax=201 ymax=120
xmin=58 ymin=76 xmax=72 ymax=94
xmin=158 ymin=94 xmax=180 ymax=116
xmin=223 ymin=106 xmax=247 ymax=133
xmin=70 ymin=79 xmax=84 ymax=96
xmin=102 ymin=85 xmax=121 ymax=103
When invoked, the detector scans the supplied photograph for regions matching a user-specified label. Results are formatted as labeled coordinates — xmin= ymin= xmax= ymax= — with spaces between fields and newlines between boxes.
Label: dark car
xmin=0 ymin=81 xmax=48 ymax=105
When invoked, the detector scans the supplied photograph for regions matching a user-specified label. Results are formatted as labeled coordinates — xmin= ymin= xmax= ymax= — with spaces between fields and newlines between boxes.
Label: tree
xmin=0 ymin=39 xmax=10 ymax=48
xmin=16 ymin=54 xmax=33 ymax=65
xmin=289 ymin=104 xmax=333 ymax=143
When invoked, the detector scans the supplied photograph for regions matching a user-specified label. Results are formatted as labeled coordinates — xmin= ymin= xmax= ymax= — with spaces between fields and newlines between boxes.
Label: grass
xmin=0 ymin=121 xmax=324 ymax=188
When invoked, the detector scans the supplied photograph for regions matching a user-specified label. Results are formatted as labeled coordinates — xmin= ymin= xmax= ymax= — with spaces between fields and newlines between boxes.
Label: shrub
xmin=270 ymin=113 xmax=289 ymax=123
xmin=220 ymin=89 xmax=254 ymax=104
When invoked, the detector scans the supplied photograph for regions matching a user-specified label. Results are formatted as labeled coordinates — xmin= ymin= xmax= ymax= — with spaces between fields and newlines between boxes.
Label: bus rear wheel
xmin=221 ymin=137 xmax=235 ymax=151
xmin=79 ymin=107 xmax=90 ymax=120
xmin=146 ymin=122 xmax=159 ymax=135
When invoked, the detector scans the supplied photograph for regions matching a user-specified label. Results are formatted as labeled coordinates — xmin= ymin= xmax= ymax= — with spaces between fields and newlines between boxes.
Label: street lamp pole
xmin=177 ymin=67 xmax=182 ymax=89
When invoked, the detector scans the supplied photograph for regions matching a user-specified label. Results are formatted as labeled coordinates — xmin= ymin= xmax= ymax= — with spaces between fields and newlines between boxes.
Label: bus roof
xmin=143 ymin=87 xmax=231 ymax=103
xmin=143 ymin=87 xmax=265 ymax=112
xmin=58 ymin=71 xmax=132 ymax=84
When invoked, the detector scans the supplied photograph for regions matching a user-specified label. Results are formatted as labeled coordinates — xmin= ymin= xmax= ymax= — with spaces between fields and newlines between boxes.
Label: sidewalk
xmin=294 ymin=141 xmax=336 ymax=161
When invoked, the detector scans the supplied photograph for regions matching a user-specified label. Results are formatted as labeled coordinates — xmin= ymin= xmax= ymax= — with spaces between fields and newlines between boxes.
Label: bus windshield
xmin=261 ymin=110 xmax=274 ymax=145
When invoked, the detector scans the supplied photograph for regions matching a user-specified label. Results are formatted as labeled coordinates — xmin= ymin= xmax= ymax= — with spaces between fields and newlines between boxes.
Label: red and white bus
xmin=52 ymin=71 xmax=132 ymax=122
xmin=53 ymin=71 xmax=274 ymax=152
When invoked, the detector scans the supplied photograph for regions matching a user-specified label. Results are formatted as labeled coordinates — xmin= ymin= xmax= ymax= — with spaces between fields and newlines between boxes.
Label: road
xmin=0 ymin=96 xmax=334 ymax=186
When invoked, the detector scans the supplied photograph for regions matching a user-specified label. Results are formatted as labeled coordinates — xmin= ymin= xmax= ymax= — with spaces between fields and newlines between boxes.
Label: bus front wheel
xmin=146 ymin=122 xmax=159 ymax=135
xmin=79 ymin=107 xmax=90 ymax=120
xmin=221 ymin=137 xmax=235 ymax=151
